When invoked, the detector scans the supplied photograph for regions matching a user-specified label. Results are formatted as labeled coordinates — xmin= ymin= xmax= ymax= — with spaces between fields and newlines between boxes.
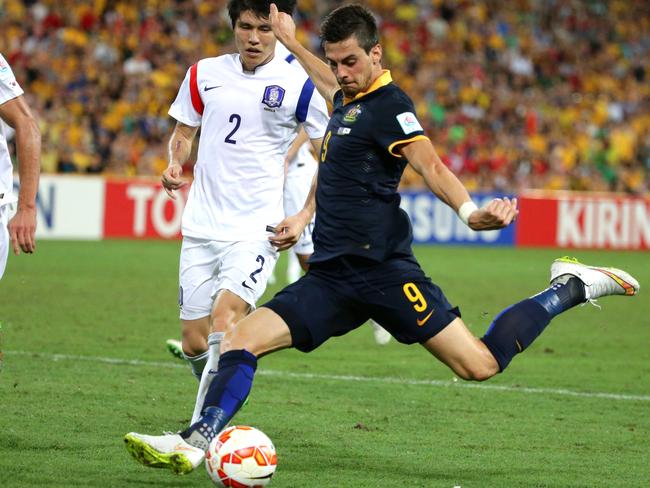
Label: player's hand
xmin=269 ymin=3 xmax=299 ymax=51
xmin=8 ymin=206 xmax=36 ymax=255
xmin=268 ymin=212 xmax=309 ymax=251
xmin=161 ymin=163 xmax=187 ymax=199
xmin=467 ymin=197 xmax=518 ymax=231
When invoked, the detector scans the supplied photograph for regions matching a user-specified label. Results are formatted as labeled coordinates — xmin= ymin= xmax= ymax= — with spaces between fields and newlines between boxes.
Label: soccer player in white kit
xmin=148 ymin=0 xmax=328 ymax=437
xmin=0 ymin=53 xmax=40 ymax=280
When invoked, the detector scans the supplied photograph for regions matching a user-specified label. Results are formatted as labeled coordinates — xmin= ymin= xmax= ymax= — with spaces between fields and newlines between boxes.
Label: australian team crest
xmin=262 ymin=85 xmax=285 ymax=108
xmin=343 ymin=104 xmax=362 ymax=123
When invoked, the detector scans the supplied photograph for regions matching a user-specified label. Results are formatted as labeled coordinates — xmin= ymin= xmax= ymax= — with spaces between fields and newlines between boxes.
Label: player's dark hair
xmin=320 ymin=4 xmax=379 ymax=53
xmin=227 ymin=0 xmax=296 ymax=28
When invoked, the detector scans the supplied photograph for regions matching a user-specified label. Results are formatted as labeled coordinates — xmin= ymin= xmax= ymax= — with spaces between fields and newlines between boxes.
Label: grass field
xmin=1 ymin=241 xmax=648 ymax=487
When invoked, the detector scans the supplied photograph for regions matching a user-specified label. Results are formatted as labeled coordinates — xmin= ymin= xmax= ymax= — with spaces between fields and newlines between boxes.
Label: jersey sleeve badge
xmin=396 ymin=112 xmax=423 ymax=134
xmin=0 ymin=54 xmax=14 ymax=81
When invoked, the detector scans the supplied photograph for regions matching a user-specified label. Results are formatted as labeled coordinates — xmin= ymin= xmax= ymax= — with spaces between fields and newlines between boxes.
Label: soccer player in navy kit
xmin=124 ymin=4 xmax=639 ymax=474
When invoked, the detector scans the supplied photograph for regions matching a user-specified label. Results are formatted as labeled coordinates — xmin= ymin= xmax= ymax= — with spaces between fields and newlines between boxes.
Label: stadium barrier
xmin=12 ymin=175 xmax=650 ymax=250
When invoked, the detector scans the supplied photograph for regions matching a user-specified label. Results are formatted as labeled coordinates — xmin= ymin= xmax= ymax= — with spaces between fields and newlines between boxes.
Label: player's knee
xmin=456 ymin=355 xmax=499 ymax=382
xmin=211 ymin=308 xmax=240 ymax=334
xmin=181 ymin=328 xmax=208 ymax=356
xmin=459 ymin=365 xmax=496 ymax=382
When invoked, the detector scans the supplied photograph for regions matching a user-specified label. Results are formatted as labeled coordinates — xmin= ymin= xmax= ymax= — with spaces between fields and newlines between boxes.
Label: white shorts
xmin=0 ymin=204 xmax=10 ymax=280
xmin=284 ymin=172 xmax=315 ymax=256
xmin=178 ymin=237 xmax=279 ymax=320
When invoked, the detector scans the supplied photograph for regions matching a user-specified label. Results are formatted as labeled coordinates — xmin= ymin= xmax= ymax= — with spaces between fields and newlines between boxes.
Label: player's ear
xmin=370 ymin=43 xmax=382 ymax=65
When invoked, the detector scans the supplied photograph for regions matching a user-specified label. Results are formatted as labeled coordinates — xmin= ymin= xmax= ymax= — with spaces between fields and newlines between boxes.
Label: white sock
xmin=190 ymin=331 xmax=224 ymax=425
xmin=370 ymin=320 xmax=391 ymax=345
xmin=184 ymin=350 xmax=209 ymax=381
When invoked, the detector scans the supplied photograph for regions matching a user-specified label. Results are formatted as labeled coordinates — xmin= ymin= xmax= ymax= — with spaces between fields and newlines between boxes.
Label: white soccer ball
xmin=205 ymin=425 xmax=277 ymax=487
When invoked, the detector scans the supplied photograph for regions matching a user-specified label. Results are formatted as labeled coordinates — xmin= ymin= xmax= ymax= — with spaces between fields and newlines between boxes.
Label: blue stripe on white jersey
xmin=296 ymin=78 xmax=315 ymax=123
xmin=284 ymin=53 xmax=296 ymax=63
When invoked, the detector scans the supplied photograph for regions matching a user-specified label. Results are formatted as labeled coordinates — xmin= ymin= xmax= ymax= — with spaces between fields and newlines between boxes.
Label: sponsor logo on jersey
xmin=396 ymin=112 xmax=423 ymax=134
xmin=343 ymin=104 xmax=362 ymax=123
xmin=337 ymin=127 xmax=351 ymax=135
xmin=262 ymin=85 xmax=285 ymax=108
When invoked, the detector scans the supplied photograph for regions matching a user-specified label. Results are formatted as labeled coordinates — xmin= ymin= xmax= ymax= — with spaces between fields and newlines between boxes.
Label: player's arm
xmin=285 ymin=127 xmax=309 ymax=168
xmin=270 ymin=4 xmax=339 ymax=104
xmin=400 ymin=139 xmax=518 ymax=230
xmin=269 ymin=137 xmax=322 ymax=251
xmin=0 ymin=95 xmax=41 ymax=255
xmin=162 ymin=121 xmax=198 ymax=199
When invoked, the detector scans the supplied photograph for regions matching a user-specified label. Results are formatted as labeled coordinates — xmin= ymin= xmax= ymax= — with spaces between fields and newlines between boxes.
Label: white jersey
xmin=275 ymin=43 xmax=319 ymax=178
xmin=169 ymin=53 xmax=329 ymax=241
xmin=0 ymin=54 xmax=23 ymax=206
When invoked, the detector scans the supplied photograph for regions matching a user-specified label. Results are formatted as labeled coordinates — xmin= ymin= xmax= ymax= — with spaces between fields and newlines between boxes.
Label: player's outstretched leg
xmin=180 ymin=349 xmax=256 ymax=450
xmin=123 ymin=306 xmax=284 ymax=475
xmin=124 ymin=349 xmax=257 ymax=472
xmin=481 ymin=257 xmax=639 ymax=372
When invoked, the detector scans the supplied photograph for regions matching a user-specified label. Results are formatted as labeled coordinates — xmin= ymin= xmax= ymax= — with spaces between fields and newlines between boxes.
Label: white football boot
xmin=370 ymin=320 xmax=392 ymax=346
xmin=124 ymin=432 xmax=204 ymax=475
xmin=550 ymin=256 xmax=639 ymax=304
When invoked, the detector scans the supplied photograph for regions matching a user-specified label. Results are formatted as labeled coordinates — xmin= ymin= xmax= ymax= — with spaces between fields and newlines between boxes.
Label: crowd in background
xmin=1 ymin=0 xmax=648 ymax=193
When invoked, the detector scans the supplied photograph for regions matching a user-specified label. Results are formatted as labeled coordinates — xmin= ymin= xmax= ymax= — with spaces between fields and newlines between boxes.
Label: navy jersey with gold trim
xmin=310 ymin=71 xmax=429 ymax=263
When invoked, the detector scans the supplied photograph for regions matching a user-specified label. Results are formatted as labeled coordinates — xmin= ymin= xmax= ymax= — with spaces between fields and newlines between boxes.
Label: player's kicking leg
xmin=124 ymin=308 xmax=290 ymax=474
xmin=426 ymin=257 xmax=639 ymax=379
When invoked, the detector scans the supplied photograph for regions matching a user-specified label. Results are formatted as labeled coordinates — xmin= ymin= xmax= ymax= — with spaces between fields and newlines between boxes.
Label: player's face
xmin=234 ymin=10 xmax=276 ymax=71
xmin=324 ymin=36 xmax=382 ymax=97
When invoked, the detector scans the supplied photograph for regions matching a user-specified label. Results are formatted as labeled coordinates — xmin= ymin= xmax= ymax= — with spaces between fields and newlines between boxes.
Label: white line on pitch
xmin=5 ymin=350 xmax=650 ymax=402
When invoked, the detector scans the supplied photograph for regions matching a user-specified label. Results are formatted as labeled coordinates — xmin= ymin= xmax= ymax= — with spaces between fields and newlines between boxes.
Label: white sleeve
xmin=300 ymin=81 xmax=329 ymax=140
xmin=168 ymin=66 xmax=202 ymax=127
xmin=0 ymin=54 xmax=24 ymax=105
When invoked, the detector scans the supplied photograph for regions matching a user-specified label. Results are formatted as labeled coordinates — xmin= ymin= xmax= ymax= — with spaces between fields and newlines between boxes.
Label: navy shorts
xmin=263 ymin=255 xmax=460 ymax=352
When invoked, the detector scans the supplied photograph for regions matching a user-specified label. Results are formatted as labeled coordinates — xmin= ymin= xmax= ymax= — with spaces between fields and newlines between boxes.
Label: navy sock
xmin=481 ymin=278 xmax=586 ymax=372
xmin=530 ymin=277 xmax=586 ymax=318
xmin=181 ymin=349 xmax=257 ymax=449
xmin=481 ymin=299 xmax=551 ymax=372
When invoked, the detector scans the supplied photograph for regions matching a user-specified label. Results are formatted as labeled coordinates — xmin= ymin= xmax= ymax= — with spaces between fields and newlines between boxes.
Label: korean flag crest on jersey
xmin=262 ymin=85 xmax=285 ymax=108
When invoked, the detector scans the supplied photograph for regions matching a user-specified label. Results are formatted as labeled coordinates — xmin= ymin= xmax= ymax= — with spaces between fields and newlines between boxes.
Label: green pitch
xmin=1 ymin=241 xmax=648 ymax=487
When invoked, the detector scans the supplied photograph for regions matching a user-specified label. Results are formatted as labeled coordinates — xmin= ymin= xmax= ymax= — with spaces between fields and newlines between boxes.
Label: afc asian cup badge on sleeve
xmin=262 ymin=85 xmax=286 ymax=109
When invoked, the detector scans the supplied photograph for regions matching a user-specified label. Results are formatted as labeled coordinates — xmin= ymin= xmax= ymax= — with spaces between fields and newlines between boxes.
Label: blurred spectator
xmin=0 ymin=0 xmax=647 ymax=194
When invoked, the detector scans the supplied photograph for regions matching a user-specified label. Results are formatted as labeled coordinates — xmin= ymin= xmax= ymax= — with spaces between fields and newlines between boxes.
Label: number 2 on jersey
xmin=225 ymin=114 xmax=241 ymax=144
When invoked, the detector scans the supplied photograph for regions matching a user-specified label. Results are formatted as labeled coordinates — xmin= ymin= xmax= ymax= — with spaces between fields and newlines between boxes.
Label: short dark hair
xmin=320 ymin=4 xmax=379 ymax=53
xmin=227 ymin=0 xmax=296 ymax=28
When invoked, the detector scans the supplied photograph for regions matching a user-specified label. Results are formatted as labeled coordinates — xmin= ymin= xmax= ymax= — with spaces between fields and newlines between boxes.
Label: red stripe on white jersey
xmin=189 ymin=63 xmax=204 ymax=115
